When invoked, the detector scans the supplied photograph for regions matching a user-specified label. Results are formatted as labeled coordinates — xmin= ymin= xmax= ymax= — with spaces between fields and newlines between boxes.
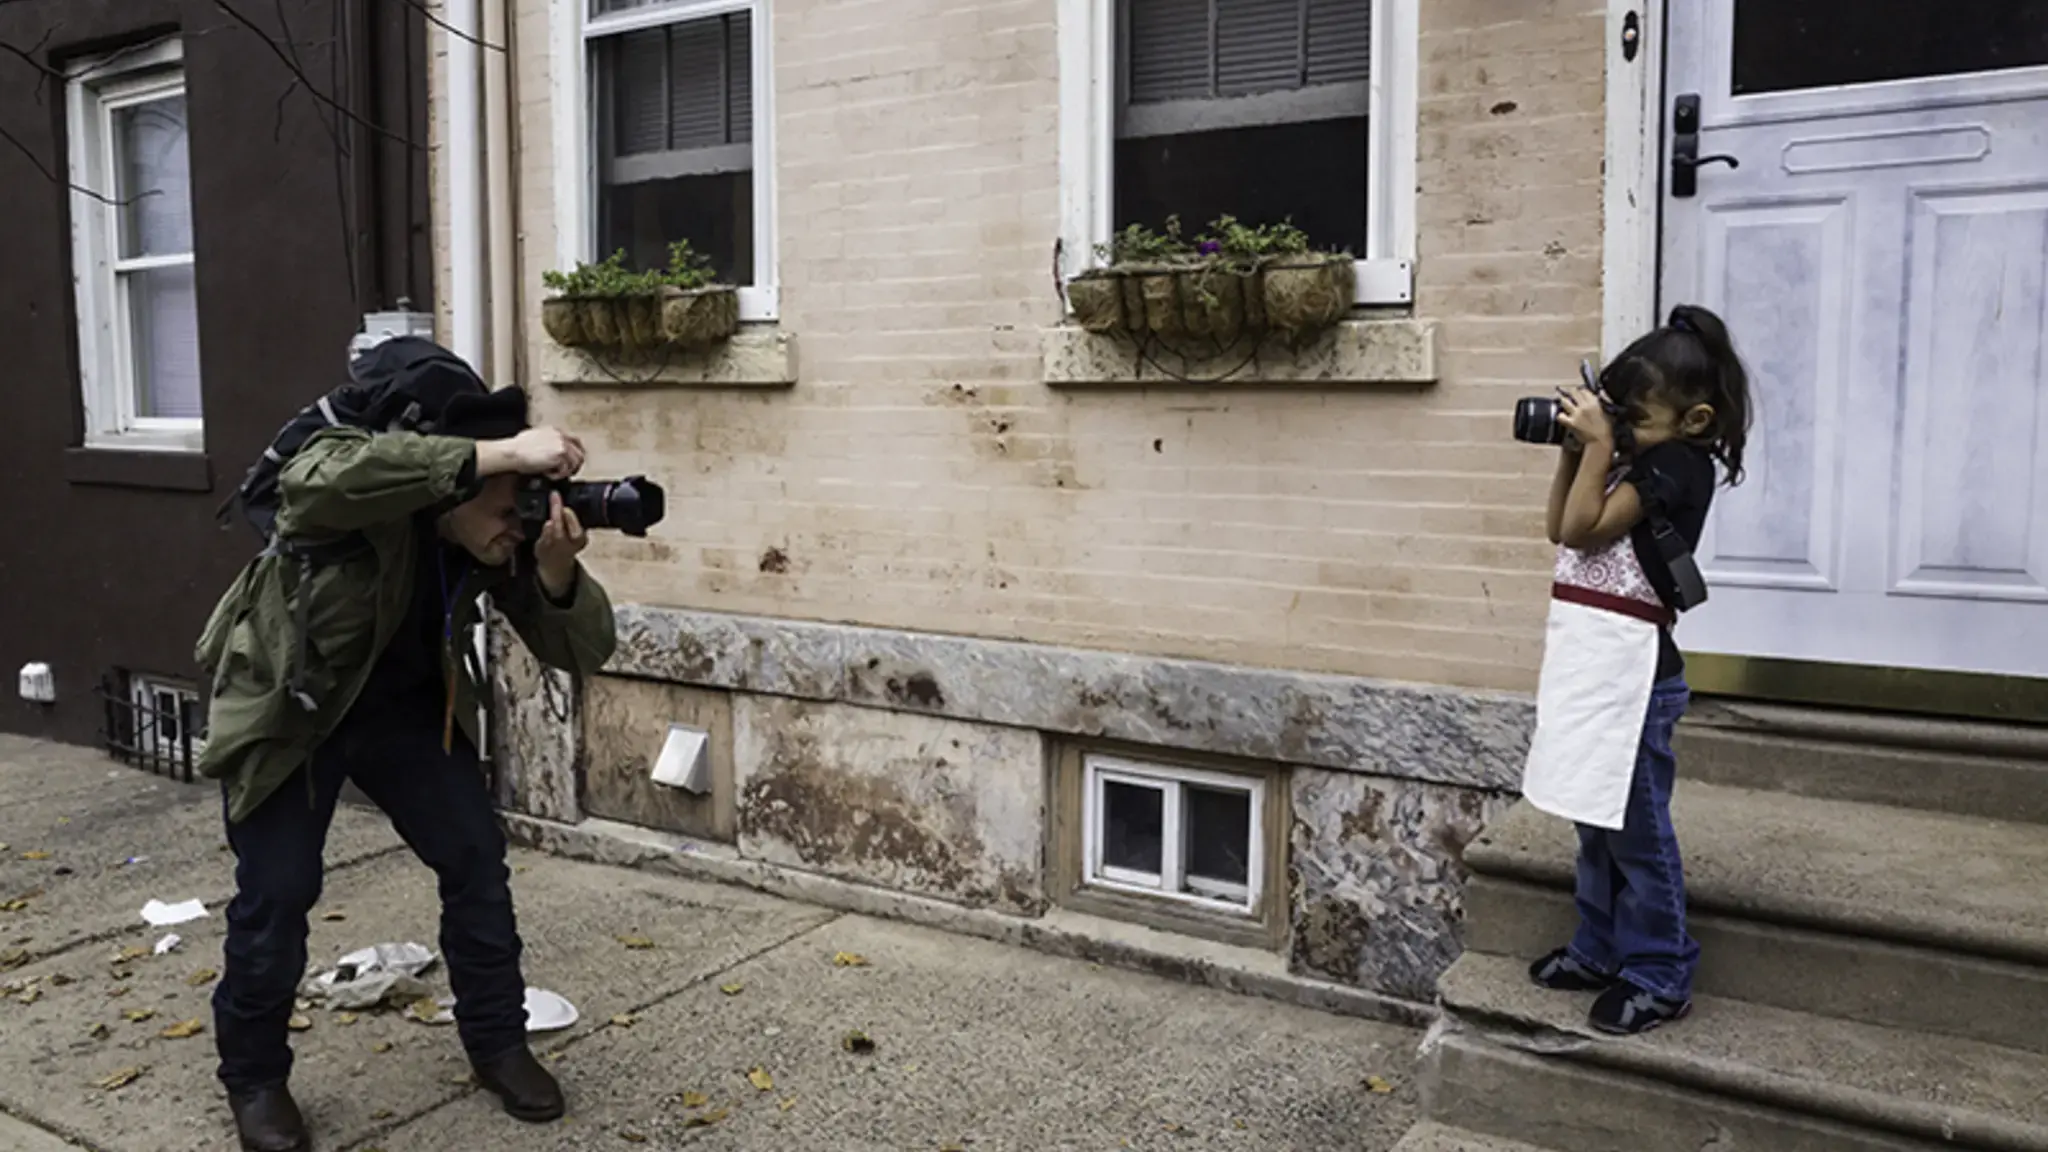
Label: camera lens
xmin=1513 ymin=397 xmax=1565 ymax=445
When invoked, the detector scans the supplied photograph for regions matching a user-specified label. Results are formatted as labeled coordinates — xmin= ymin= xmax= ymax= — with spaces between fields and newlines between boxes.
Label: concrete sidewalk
xmin=0 ymin=736 xmax=1423 ymax=1151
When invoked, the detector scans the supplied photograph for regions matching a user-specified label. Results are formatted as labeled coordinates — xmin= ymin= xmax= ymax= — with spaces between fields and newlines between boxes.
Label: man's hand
xmin=477 ymin=427 xmax=586 ymax=479
xmin=534 ymin=492 xmax=589 ymax=601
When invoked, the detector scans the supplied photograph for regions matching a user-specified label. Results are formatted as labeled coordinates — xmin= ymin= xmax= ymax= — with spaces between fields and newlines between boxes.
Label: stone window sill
xmin=538 ymin=326 xmax=796 ymax=388
xmin=64 ymin=447 xmax=213 ymax=492
xmin=1042 ymin=316 xmax=1438 ymax=387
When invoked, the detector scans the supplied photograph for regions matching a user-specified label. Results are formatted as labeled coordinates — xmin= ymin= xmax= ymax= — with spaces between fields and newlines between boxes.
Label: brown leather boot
xmin=228 ymin=1085 xmax=311 ymax=1152
xmin=472 ymin=1046 xmax=566 ymax=1122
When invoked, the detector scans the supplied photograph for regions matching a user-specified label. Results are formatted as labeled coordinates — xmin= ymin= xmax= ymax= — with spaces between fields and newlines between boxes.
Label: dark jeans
xmin=1567 ymin=675 xmax=1699 ymax=1002
xmin=213 ymin=704 xmax=526 ymax=1093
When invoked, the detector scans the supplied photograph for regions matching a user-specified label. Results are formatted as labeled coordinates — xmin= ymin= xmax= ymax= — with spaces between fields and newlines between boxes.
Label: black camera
xmin=1514 ymin=359 xmax=1621 ymax=447
xmin=514 ymin=475 xmax=666 ymax=538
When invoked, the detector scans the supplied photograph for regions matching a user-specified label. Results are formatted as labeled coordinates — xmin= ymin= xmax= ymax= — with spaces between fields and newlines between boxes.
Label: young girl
xmin=1519 ymin=304 xmax=1751 ymax=1035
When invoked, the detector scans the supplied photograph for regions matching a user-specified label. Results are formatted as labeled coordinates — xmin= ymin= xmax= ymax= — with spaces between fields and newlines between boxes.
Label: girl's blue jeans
xmin=1566 ymin=675 xmax=1700 ymax=1001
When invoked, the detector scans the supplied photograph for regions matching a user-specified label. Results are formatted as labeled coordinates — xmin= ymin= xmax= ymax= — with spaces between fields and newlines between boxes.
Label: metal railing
xmin=98 ymin=674 xmax=200 ymax=783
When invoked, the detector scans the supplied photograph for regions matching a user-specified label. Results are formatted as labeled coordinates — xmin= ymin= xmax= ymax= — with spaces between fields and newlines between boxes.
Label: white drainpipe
xmin=445 ymin=0 xmax=484 ymax=369
xmin=483 ymin=0 xmax=516 ymax=392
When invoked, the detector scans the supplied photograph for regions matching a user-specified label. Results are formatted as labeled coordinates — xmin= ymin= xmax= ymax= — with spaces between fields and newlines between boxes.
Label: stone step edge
xmin=1464 ymin=803 xmax=2048 ymax=970
xmin=1685 ymin=698 xmax=2048 ymax=762
xmin=1436 ymin=988 xmax=2048 ymax=1152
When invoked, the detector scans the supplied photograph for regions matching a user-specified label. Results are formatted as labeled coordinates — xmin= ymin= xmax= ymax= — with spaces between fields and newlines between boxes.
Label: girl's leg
xmin=1567 ymin=823 xmax=1621 ymax=974
xmin=1591 ymin=678 xmax=1699 ymax=1030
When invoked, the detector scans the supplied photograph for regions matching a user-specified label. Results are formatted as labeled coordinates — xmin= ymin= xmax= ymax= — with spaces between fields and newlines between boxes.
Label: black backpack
xmin=217 ymin=335 xmax=491 ymax=545
xmin=215 ymin=336 xmax=490 ymax=712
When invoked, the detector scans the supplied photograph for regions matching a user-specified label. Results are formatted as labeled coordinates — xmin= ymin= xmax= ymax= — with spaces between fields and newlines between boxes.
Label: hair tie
xmin=1668 ymin=311 xmax=1697 ymax=335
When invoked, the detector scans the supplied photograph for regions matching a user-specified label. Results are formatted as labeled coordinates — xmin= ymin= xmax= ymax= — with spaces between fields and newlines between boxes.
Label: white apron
xmin=1521 ymin=493 xmax=1672 ymax=831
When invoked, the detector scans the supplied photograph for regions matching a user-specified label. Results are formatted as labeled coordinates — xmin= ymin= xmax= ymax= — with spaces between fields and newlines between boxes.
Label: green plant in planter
xmin=541 ymin=240 xmax=736 ymax=350
xmin=1069 ymin=213 xmax=1353 ymax=341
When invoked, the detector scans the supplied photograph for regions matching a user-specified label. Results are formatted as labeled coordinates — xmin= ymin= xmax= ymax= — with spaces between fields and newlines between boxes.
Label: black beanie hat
xmin=438 ymin=386 xmax=531 ymax=442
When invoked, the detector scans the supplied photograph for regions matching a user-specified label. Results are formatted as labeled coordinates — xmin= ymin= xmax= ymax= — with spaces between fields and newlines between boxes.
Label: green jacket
xmin=194 ymin=427 xmax=617 ymax=822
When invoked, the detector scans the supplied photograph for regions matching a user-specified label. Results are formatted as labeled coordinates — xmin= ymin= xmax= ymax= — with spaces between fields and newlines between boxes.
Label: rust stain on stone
xmin=1292 ymin=896 xmax=1374 ymax=982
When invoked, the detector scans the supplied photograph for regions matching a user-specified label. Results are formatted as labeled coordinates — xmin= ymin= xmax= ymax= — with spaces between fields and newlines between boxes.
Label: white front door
xmin=1660 ymin=1 xmax=2048 ymax=678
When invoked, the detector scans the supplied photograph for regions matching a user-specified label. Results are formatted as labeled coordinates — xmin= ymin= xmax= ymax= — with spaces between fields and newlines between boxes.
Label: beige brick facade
xmin=448 ymin=0 xmax=1609 ymax=696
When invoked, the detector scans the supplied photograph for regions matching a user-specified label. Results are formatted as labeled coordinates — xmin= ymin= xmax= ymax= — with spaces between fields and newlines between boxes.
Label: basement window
xmin=1083 ymin=754 xmax=1263 ymax=913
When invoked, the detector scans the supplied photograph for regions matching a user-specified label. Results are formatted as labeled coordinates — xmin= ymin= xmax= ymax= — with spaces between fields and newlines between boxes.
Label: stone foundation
xmin=492 ymin=607 xmax=1528 ymax=1003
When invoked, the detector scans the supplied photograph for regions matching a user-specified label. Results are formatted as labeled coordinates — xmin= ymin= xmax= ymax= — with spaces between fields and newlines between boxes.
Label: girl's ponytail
xmin=1668 ymin=304 xmax=1752 ymax=486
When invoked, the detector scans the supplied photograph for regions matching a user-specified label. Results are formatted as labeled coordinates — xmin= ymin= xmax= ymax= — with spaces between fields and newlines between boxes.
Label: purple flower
xmin=1198 ymin=240 xmax=1221 ymax=255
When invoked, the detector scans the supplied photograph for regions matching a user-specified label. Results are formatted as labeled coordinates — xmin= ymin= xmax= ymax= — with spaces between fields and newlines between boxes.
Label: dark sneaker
xmin=1528 ymin=947 xmax=1618 ymax=992
xmin=1589 ymin=980 xmax=1692 ymax=1035
xmin=227 ymin=1085 xmax=311 ymax=1152
xmin=472 ymin=1046 xmax=566 ymax=1122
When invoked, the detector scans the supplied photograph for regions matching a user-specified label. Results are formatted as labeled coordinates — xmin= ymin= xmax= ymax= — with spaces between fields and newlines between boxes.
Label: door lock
xmin=1671 ymin=93 xmax=1740 ymax=198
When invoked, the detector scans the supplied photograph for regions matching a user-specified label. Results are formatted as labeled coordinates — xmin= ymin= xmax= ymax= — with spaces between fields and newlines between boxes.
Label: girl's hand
xmin=1558 ymin=385 xmax=1614 ymax=449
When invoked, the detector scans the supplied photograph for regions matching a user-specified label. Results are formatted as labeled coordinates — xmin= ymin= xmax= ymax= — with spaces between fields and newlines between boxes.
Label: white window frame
xmin=555 ymin=0 xmax=778 ymax=322
xmin=66 ymin=39 xmax=202 ymax=453
xmin=1058 ymin=0 xmax=1419 ymax=307
xmin=1081 ymin=753 xmax=1264 ymax=914
xmin=129 ymin=673 xmax=205 ymax=761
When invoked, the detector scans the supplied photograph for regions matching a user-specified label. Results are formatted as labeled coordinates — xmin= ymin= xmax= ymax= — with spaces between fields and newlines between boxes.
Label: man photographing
xmin=194 ymin=339 xmax=619 ymax=1152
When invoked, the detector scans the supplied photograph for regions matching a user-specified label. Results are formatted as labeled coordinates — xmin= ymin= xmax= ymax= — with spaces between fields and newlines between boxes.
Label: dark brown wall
xmin=0 ymin=0 xmax=430 ymax=743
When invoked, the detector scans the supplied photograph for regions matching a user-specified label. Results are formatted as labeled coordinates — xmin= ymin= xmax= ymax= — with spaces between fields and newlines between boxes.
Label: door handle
xmin=1671 ymin=93 xmax=1740 ymax=198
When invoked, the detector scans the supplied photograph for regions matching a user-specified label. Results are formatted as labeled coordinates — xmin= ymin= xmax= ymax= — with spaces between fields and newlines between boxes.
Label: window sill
xmin=64 ymin=447 xmax=213 ymax=492
xmin=538 ymin=326 xmax=796 ymax=389
xmin=1042 ymin=316 xmax=1438 ymax=387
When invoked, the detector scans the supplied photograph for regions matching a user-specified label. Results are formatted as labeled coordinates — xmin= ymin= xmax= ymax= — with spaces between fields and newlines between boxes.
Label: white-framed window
xmin=67 ymin=39 xmax=204 ymax=452
xmin=128 ymin=673 xmax=205 ymax=761
xmin=1058 ymin=0 xmax=1418 ymax=306
xmin=562 ymin=0 xmax=778 ymax=321
xmin=1081 ymin=753 xmax=1264 ymax=914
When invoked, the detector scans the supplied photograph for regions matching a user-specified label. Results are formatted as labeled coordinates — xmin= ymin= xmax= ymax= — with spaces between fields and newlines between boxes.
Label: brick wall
xmin=469 ymin=0 xmax=1607 ymax=696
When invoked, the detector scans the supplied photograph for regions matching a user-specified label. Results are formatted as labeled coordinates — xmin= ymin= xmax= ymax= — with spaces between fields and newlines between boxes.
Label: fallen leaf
xmin=680 ymin=1090 xmax=709 ymax=1108
xmin=287 ymin=1014 xmax=313 ymax=1032
xmin=321 ymin=912 xmax=347 ymax=922
xmin=1233 ymin=1119 xmax=1248 ymax=1130
xmin=116 ymin=946 xmax=149 ymax=963
xmin=620 ymin=1134 xmax=648 ymax=1145
xmin=0 ymin=950 xmax=25 ymax=971
xmin=905 ymin=1062 xmax=921 ymax=1073
xmin=105 ymin=986 xmax=129 ymax=999
xmin=747 ymin=1066 xmax=774 ymax=1092
xmin=779 ymin=1097 xmax=797 ymax=1112
xmin=187 ymin=968 xmax=218 ymax=987
xmin=719 ymin=982 xmax=744 ymax=996
xmin=94 ymin=1066 xmax=145 ymax=1091
xmin=337 ymin=1012 xmax=359 ymax=1025
xmin=841 ymin=1030 xmax=876 ymax=1055
xmin=372 ymin=1042 xmax=394 ymax=1054
xmin=49 ymin=973 xmax=73 ymax=986
xmin=404 ymin=998 xmax=449 ymax=1024
xmin=16 ymin=986 xmax=40 ymax=1004
xmin=683 ymin=1108 xmax=730 ymax=1129
xmin=616 ymin=935 xmax=654 ymax=950
xmin=0 ymin=899 xmax=30 ymax=913
xmin=21 ymin=851 xmax=49 ymax=862
xmin=159 ymin=1019 xmax=205 ymax=1039
xmin=87 ymin=1022 xmax=109 ymax=1040
xmin=831 ymin=951 xmax=869 ymax=967
xmin=609 ymin=1013 xmax=638 ymax=1028
xmin=546 ymin=1051 xmax=566 ymax=1063
xmin=371 ymin=1109 xmax=394 ymax=1120
xmin=122 ymin=1008 xmax=156 ymax=1023
xmin=56 ymin=818 xmax=69 ymax=826
xmin=448 ymin=1072 xmax=472 ymax=1086
xmin=294 ymin=997 xmax=314 ymax=1012
xmin=1364 ymin=1075 xmax=1394 ymax=1094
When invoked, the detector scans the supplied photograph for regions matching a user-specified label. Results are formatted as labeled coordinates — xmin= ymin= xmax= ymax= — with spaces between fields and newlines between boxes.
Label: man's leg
xmin=214 ymin=754 xmax=348 ymax=1095
xmin=350 ymin=724 xmax=528 ymax=1063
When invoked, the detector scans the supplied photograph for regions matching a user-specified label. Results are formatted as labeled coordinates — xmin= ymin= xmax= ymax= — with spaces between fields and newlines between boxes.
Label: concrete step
xmin=1391 ymin=1121 xmax=1553 ymax=1152
xmin=1462 ymin=784 xmax=2048 ymax=1054
xmin=1677 ymin=699 xmax=2048 ymax=824
xmin=1427 ymin=952 xmax=2048 ymax=1152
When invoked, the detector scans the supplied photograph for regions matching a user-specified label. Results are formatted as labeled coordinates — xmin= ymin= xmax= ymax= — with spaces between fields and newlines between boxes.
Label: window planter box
xmin=1066 ymin=253 xmax=1356 ymax=342
xmin=541 ymin=286 xmax=740 ymax=353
